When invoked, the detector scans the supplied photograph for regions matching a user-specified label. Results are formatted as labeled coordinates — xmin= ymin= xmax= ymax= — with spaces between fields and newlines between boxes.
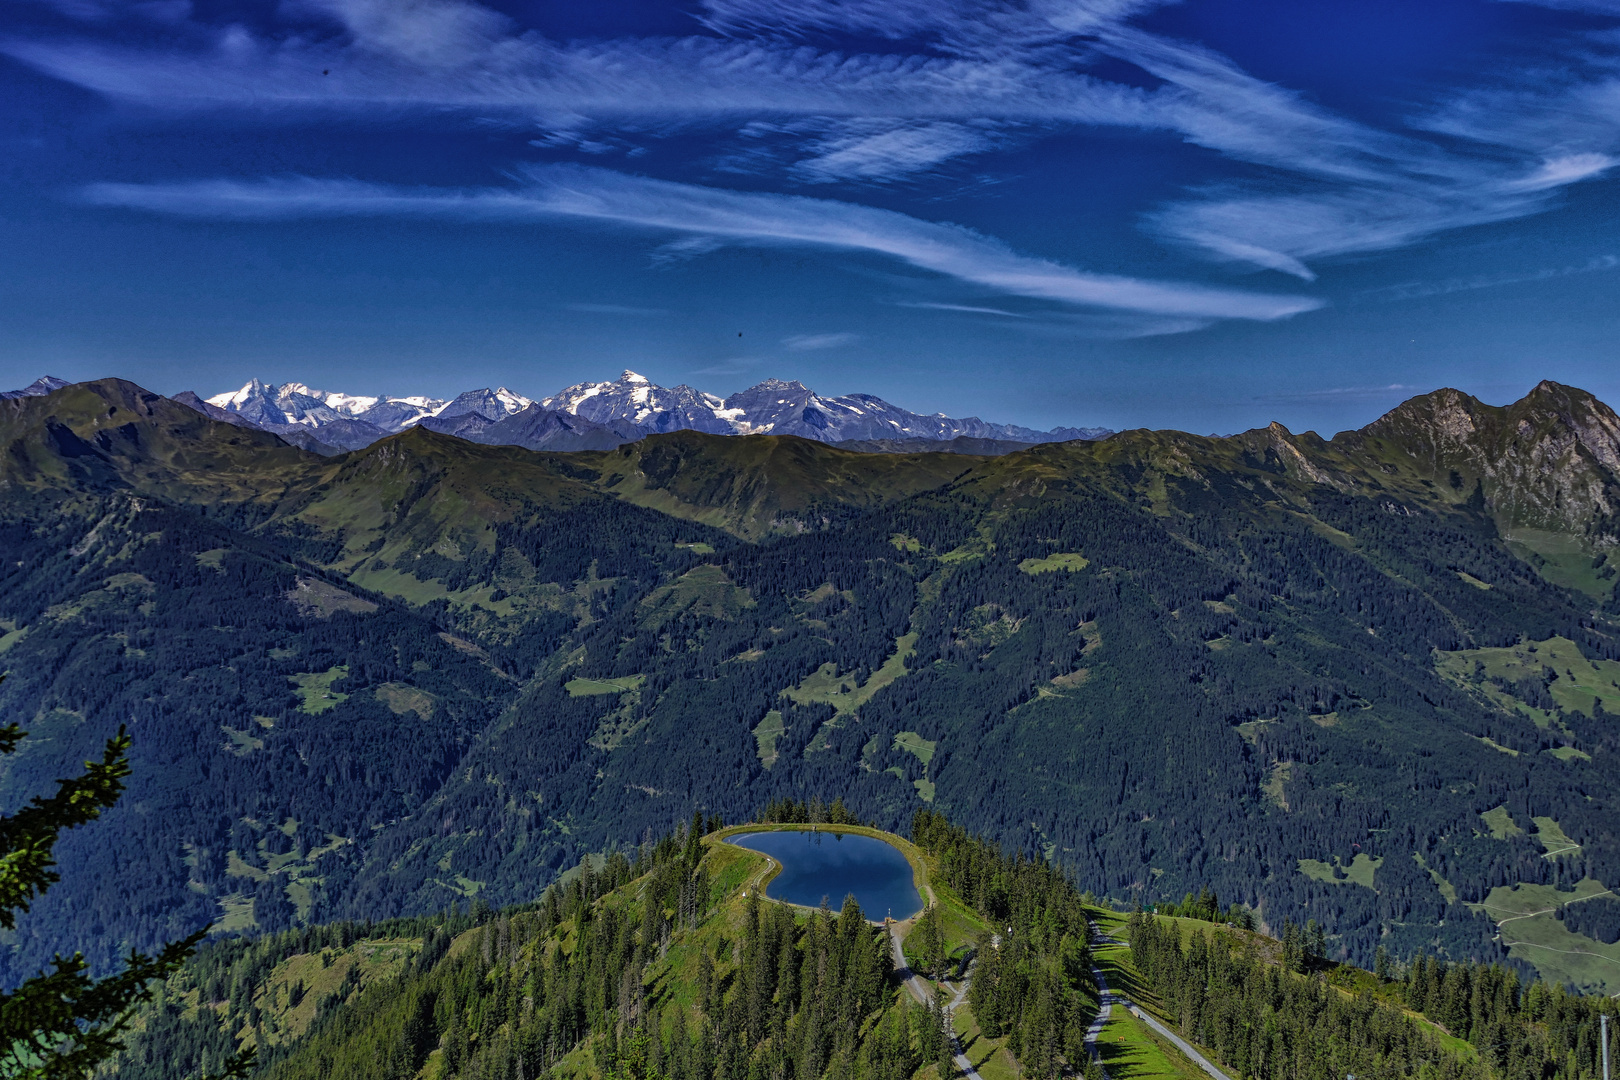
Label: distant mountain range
xmin=147 ymin=370 xmax=1112 ymax=455
xmin=4 ymin=374 xmax=1620 ymax=994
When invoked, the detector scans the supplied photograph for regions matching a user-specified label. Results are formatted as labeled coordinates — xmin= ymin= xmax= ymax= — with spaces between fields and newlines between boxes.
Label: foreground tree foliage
xmin=0 ymin=675 xmax=252 ymax=1079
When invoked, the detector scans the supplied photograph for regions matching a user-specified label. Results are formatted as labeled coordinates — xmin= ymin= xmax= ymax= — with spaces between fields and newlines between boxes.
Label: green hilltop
xmin=106 ymin=814 xmax=1619 ymax=1080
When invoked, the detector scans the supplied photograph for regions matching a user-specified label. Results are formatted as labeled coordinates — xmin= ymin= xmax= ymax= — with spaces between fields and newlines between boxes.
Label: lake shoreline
xmin=715 ymin=824 xmax=932 ymax=926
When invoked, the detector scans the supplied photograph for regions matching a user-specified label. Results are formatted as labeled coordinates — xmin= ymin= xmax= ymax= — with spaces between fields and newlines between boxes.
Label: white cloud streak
xmin=13 ymin=0 xmax=1620 ymax=279
xmin=1356 ymin=254 xmax=1620 ymax=303
xmin=782 ymin=332 xmax=862 ymax=350
xmin=80 ymin=166 xmax=1323 ymax=321
xmin=896 ymin=301 xmax=1030 ymax=317
xmin=791 ymin=121 xmax=1001 ymax=182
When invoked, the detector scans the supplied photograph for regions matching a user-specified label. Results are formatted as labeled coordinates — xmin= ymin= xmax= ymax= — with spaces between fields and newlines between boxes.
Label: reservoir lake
xmin=727 ymin=830 xmax=923 ymax=921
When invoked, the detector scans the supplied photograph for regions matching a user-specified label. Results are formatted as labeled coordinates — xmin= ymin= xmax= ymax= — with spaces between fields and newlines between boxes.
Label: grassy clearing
xmin=639 ymin=564 xmax=754 ymax=628
xmin=1473 ymin=735 xmax=1519 ymax=756
xmin=788 ymin=664 xmax=860 ymax=708
xmin=893 ymin=730 xmax=937 ymax=767
xmin=1096 ymin=1009 xmax=1209 ymax=1080
xmin=1532 ymin=817 xmax=1581 ymax=858
xmin=1018 ymin=552 xmax=1090 ymax=575
xmin=1470 ymin=879 xmax=1620 ymax=994
xmin=289 ymin=666 xmax=349 ymax=715
xmin=1412 ymin=853 xmax=1459 ymax=904
xmin=374 ymin=682 xmax=435 ymax=719
xmin=347 ymin=565 xmax=455 ymax=607
xmin=1261 ymin=762 xmax=1291 ymax=809
xmin=1233 ymin=718 xmax=1275 ymax=744
xmin=227 ymin=850 xmax=267 ymax=882
xmin=952 ymin=1003 xmax=1020 ymax=1080
xmin=1502 ymin=529 xmax=1616 ymax=598
xmin=1297 ymin=852 xmax=1380 ymax=888
xmin=676 ymin=541 xmax=716 ymax=555
xmin=214 ymin=894 xmax=255 ymax=933
xmin=576 ymin=676 xmax=647 ymax=750
xmin=790 ymin=633 xmax=918 ymax=758
xmin=1089 ymin=931 xmax=1210 ymax=1080
xmin=565 ymin=674 xmax=646 ymax=697
xmin=786 ymin=633 xmax=918 ymax=718
xmin=753 ymin=710 xmax=786 ymax=768
xmin=1481 ymin=805 xmax=1524 ymax=839
xmin=237 ymin=938 xmax=420 ymax=1049
xmin=284 ymin=576 xmax=378 ymax=618
xmin=1435 ymin=635 xmax=1620 ymax=718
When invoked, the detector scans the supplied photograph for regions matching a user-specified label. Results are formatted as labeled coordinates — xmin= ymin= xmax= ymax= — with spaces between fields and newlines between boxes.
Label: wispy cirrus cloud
xmin=15 ymin=0 xmax=1620 ymax=283
xmin=566 ymin=302 xmax=669 ymax=315
xmin=782 ymin=332 xmax=861 ymax=350
xmin=791 ymin=120 xmax=1003 ymax=183
xmin=1 ymin=22 xmax=1161 ymax=127
xmin=698 ymin=0 xmax=1176 ymax=50
xmin=81 ymin=165 xmax=1322 ymax=322
xmin=1099 ymin=28 xmax=1620 ymax=278
xmin=896 ymin=301 xmax=1030 ymax=317
xmin=1356 ymin=254 xmax=1620 ymax=304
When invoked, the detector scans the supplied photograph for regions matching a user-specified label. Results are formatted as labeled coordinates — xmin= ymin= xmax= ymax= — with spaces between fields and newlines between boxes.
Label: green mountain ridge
xmin=5 ymin=377 xmax=1620 ymax=995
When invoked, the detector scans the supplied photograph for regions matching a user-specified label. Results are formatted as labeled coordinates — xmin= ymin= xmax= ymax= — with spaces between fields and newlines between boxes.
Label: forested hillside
xmin=109 ymin=820 xmax=982 ymax=1080
xmin=107 ymin=815 xmax=1620 ymax=1080
xmin=5 ymin=378 xmax=1620 ymax=992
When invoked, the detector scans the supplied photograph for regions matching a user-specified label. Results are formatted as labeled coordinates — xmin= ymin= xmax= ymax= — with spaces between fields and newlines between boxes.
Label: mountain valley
xmin=3 ymin=376 xmax=1620 ymax=1005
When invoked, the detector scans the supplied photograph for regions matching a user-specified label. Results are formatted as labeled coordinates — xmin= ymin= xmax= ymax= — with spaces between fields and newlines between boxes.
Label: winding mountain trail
xmin=890 ymin=919 xmax=987 ymax=1080
xmin=1085 ymin=918 xmax=1232 ymax=1080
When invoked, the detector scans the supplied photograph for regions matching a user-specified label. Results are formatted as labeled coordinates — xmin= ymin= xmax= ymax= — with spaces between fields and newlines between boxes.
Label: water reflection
xmin=727 ymin=829 xmax=923 ymax=921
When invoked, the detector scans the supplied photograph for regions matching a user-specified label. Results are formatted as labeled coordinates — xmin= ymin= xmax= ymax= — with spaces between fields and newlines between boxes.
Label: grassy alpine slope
xmin=4 ymin=378 xmax=1620 ymax=990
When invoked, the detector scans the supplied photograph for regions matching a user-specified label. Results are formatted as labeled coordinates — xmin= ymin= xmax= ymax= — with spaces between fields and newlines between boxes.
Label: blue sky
xmin=3 ymin=0 xmax=1620 ymax=435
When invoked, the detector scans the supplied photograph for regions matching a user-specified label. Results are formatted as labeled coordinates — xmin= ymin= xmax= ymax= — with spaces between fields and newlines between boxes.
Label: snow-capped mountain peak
xmin=205 ymin=379 xmax=268 ymax=410
xmin=0 ymin=375 xmax=69 ymax=400
xmin=540 ymin=371 xmax=738 ymax=435
xmin=436 ymin=387 xmax=533 ymax=422
xmin=323 ymin=392 xmax=382 ymax=415
xmin=188 ymin=372 xmax=1110 ymax=454
xmin=203 ymin=380 xmax=447 ymax=434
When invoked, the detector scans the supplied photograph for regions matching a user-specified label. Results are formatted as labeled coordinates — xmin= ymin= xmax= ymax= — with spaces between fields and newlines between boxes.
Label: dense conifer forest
xmin=108 ymin=818 xmax=968 ymax=1080
xmin=102 ymin=812 xmax=1620 ymax=1080
xmin=7 ymin=378 xmax=1620 ymax=999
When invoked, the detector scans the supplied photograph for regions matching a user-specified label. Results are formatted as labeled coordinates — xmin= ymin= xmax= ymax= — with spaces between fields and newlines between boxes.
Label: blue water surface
xmin=727 ymin=829 xmax=922 ymax=921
